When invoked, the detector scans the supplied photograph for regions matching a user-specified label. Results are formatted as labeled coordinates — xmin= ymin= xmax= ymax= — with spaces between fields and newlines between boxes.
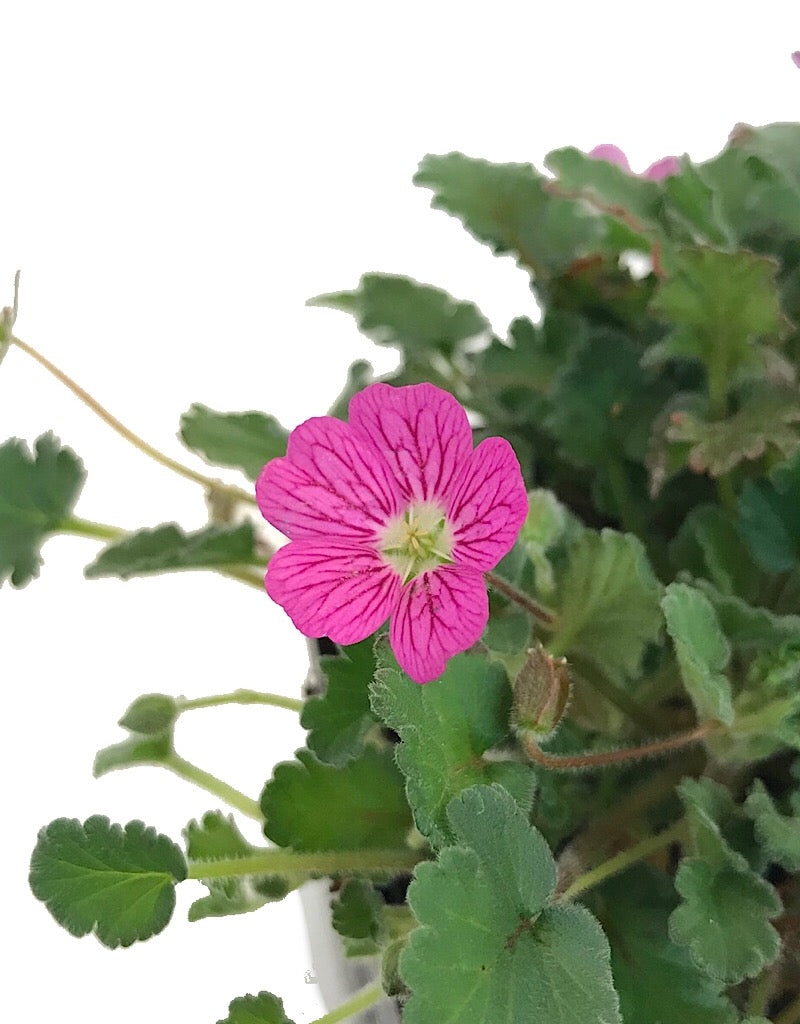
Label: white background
xmin=1 ymin=3 xmax=799 ymax=1022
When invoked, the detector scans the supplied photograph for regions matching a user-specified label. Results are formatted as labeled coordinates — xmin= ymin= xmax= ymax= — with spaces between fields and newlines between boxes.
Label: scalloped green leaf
xmin=29 ymin=816 xmax=186 ymax=948
xmin=179 ymin=403 xmax=288 ymax=480
xmin=310 ymin=273 xmax=488 ymax=355
xmin=548 ymin=529 xmax=664 ymax=683
xmin=370 ymin=648 xmax=534 ymax=849
xmin=331 ymin=878 xmax=387 ymax=957
xmin=327 ymin=359 xmax=375 ymax=420
xmin=662 ymin=583 xmax=734 ymax=725
xmin=739 ymin=448 xmax=800 ymax=572
xmin=400 ymin=785 xmax=621 ymax=1024
xmin=84 ymin=521 xmax=256 ymax=579
xmin=545 ymin=145 xmax=663 ymax=225
xmin=216 ymin=992 xmax=295 ymax=1024
xmin=688 ymin=578 xmax=800 ymax=651
xmin=301 ymin=637 xmax=379 ymax=766
xmin=260 ymin=746 xmax=412 ymax=852
xmin=184 ymin=811 xmax=291 ymax=922
xmin=745 ymin=780 xmax=800 ymax=872
xmin=0 ymin=433 xmax=85 ymax=588
xmin=413 ymin=152 xmax=603 ymax=280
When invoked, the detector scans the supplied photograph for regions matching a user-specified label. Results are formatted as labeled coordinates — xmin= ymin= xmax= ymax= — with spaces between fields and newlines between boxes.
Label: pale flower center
xmin=379 ymin=501 xmax=454 ymax=584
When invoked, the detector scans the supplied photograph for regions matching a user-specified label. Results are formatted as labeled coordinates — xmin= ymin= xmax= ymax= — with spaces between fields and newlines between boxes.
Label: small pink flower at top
xmin=256 ymin=382 xmax=528 ymax=683
xmin=589 ymin=143 xmax=680 ymax=181
xmin=793 ymin=52 xmax=800 ymax=68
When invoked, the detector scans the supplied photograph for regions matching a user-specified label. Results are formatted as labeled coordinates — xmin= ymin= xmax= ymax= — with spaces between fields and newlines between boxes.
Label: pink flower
xmin=589 ymin=143 xmax=680 ymax=181
xmin=256 ymin=382 xmax=528 ymax=683
xmin=793 ymin=52 xmax=800 ymax=68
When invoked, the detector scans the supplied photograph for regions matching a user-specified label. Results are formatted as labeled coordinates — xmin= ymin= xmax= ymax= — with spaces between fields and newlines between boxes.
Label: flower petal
xmin=588 ymin=144 xmax=632 ymax=172
xmin=348 ymin=382 xmax=473 ymax=503
xmin=390 ymin=565 xmax=488 ymax=683
xmin=446 ymin=437 xmax=528 ymax=571
xmin=265 ymin=541 xmax=401 ymax=645
xmin=643 ymin=155 xmax=680 ymax=181
xmin=256 ymin=416 xmax=402 ymax=541
xmin=792 ymin=51 xmax=800 ymax=68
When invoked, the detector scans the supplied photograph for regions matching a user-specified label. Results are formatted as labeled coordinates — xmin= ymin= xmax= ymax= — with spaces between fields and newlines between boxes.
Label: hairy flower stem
xmin=9 ymin=334 xmax=259 ymax=510
xmin=163 ymin=753 xmax=263 ymax=820
xmin=522 ymin=721 xmax=716 ymax=771
xmin=179 ymin=690 xmax=303 ymax=714
xmin=558 ymin=818 xmax=687 ymax=902
xmin=484 ymin=571 xmax=556 ymax=626
xmin=188 ymin=848 xmax=424 ymax=880
xmin=309 ymin=981 xmax=386 ymax=1024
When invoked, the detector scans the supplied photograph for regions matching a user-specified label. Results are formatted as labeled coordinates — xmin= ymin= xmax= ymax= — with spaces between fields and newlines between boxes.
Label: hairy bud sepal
xmin=512 ymin=644 xmax=571 ymax=740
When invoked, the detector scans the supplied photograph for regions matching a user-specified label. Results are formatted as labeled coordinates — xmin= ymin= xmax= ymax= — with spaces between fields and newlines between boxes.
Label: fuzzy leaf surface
xmin=261 ymin=746 xmax=412 ymax=851
xmin=401 ymin=785 xmax=621 ymax=1024
xmin=739 ymin=448 xmax=800 ymax=572
xmin=370 ymin=649 xmax=534 ymax=848
xmin=301 ymin=637 xmax=379 ymax=766
xmin=185 ymin=811 xmax=290 ymax=921
xmin=310 ymin=273 xmax=488 ymax=355
xmin=0 ymin=433 xmax=85 ymax=587
xmin=84 ymin=522 xmax=256 ymax=579
xmin=546 ymin=145 xmax=663 ymax=225
xmin=549 ymin=529 xmax=663 ymax=683
xmin=331 ymin=878 xmax=387 ymax=956
xmin=745 ymin=780 xmax=800 ymax=871
xmin=216 ymin=992 xmax=295 ymax=1024
xmin=29 ymin=816 xmax=186 ymax=948
xmin=179 ymin=403 xmax=288 ymax=480
xmin=662 ymin=582 xmax=734 ymax=724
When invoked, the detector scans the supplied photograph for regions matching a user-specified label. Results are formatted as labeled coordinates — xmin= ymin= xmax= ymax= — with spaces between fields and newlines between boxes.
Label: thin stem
xmin=309 ymin=981 xmax=385 ymax=1024
xmin=776 ymin=992 xmax=800 ymax=1024
xmin=10 ymin=334 xmax=258 ymax=508
xmin=58 ymin=514 xmax=126 ymax=542
xmin=188 ymin=847 xmax=423 ymax=880
xmin=559 ymin=819 xmax=686 ymax=901
xmin=484 ymin=571 xmax=557 ymax=627
xmin=163 ymin=752 xmax=262 ymax=820
xmin=747 ymin=967 xmax=774 ymax=1018
xmin=179 ymin=689 xmax=303 ymax=714
xmin=522 ymin=721 xmax=717 ymax=772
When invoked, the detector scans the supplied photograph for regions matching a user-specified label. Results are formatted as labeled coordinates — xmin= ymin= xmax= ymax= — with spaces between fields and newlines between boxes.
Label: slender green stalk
xmin=559 ymin=819 xmax=686 ymax=901
xmin=484 ymin=571 xmax=557 ymax=626
xmin=163 ymin=753 xmax=262 ymax=820
xmin=179 ymin=689 xmax=303 ymax=714
xmin=309 ymin=981 xmax=386 ymax=1024
xmin=776 ymin=992 xmax=800 ymax=1024
xmin=9 ymin=333 xmax=259 ymax=509
xmin=58 ymin=515 xmax=126 ymax=542
xmin=746 ymin=967 xmax=774 ymax=1018
xmin=523 ymin=721 xmax=716 ymax=772
xmin=188 ymin=847 xmax=424 ymax=880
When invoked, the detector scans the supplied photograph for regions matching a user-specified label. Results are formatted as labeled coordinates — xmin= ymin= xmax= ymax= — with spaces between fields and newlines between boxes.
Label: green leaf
xmin=327 ymin=359 xmax=375 ymax=420
xmin=688 ymin=578 xmax=800 ymax=652
xmin=662 ymin=157 xmax=731 ymax=246
xmin=745 ymin=780 xmax=800 ymax=872
xmin=665 ymin=388 xmax=800 ymax=477
xmin=517 ymin=488 xmax=568 ymax=595
xmin=184 ymin=811 xmax=290 ymax=922
xmin=668 ymin=781 xmax=781 ymax=984
xmin=260 ymin=746 xmax=412 ymax=852
xmin=310 ymin=273 xmax=488 ymax=356
xmin=331 ymin=878 xmax=387 ymax=956
xmin=84 ymin=521 xmax=256 ymax=580
xmin=646 ymin=248 xmax=785 ymax=394
xmin=301 ymin=637 xmax=379 ymax=767
xmin=369 ymin=649 xmax=534 ymax=849
xmin=179 ymin=403 xmax=288 ymax=480
xmin=0 ymin=433 xmax=85 ymax=588
xmin=413 ymin=152 xmax=603 ymax=280
xmin=669 ymin=505 xmax=764 ymax=603
xmin=216 ymin=992 xmax=295 ymax=1024
xmin=597 ymin=867 xmax=737 ymax=1024
xmin=662 ymin=583 xmax=734 ymax=725
xmin=118 ymin=693 xmax=178 ymax=735
xmin=29 ymin=816 xmax=186 ymax=948
xmin=549 ymin=529 xmax=664 ymax=683
xmin=400 ymin=785 xmax=621 ymax=1024
xmin=93 ymin=732 xmax=173 ymax=776
xmin=546 ymin=145 xmax=663 ymax=225
xmin=739 ymin=448 xmax=800 ymax=572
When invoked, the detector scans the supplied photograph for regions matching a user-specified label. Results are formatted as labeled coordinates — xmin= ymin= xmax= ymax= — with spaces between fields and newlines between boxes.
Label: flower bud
xmin=512 ymin=644 xmax=570 ymax=739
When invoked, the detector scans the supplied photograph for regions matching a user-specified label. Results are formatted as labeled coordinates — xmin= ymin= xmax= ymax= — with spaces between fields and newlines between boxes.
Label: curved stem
xmin=179 ymin=689 xmax=303 ymax=714
xmin=522 ymin=721 xmax=717 ymax=771
xmin=309 ymin=981 xmax=386 ymax=1024
xmin=559 ymin=819 xmax=686 ymax=901
xmin=484 ymin=571 xmax=556 ymax=626
xmin=10 ymin=334 xmax=257 ymax=508
xmin=187 ymin=848 xmax=423 ymax=880
xmin=163 ymin=752 xmax=262 ymax=820
xmin=776 ymin=992 xmax=800 ymax=1024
